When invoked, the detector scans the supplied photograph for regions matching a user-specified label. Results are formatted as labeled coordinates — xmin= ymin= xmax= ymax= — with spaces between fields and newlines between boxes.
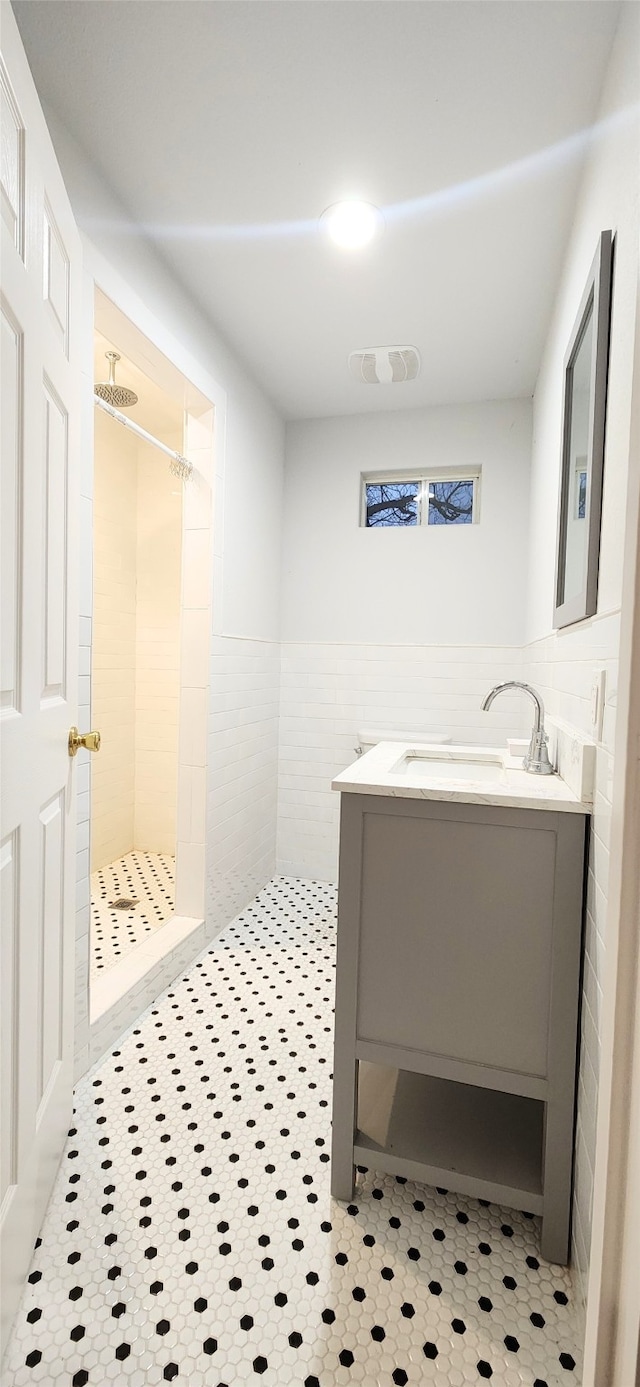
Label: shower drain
xmin=109 ymin=897 xmax=139 ymax=910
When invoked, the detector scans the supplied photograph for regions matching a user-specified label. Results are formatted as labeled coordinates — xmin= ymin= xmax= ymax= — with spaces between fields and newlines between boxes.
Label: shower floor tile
xmin=90 ymin=851 xmax=175 ymax=980
xmin=4 ymin=878 xmax=582 ymax=1387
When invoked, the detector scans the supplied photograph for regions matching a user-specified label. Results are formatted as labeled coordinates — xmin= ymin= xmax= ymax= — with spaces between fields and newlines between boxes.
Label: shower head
xmin=95 ymin=351 xmax=138 ymax=408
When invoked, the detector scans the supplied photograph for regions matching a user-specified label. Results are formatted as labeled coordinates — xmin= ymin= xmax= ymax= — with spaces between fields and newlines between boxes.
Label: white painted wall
xmin=282 ymin=400 xmax=531 ymax=646
xmin=524 ymin=3 xmax=640 ymax=1310
xmin=44 ymin=107 xmax=284 ymax=646
xmin=277 ymin=400 xmax=532 ymax=879
xmin=42 ymin=112 xmax=285 ymax=1074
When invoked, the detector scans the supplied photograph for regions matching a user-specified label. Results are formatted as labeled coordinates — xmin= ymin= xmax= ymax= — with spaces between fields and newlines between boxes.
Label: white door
xmin=1 ymin=5 xmax=82 ymax=1355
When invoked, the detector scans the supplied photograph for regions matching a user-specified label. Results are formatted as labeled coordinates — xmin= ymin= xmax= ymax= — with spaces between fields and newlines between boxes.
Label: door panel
xmin=37 ymin=792 xmax=65 ymax=1111
xmin=0 ymin=58 xmax=25 ymax=254
xmin=0 ymin=6 xmax=81 ymax=1358
xmin=42 ymin=383 xmax=67 ymax=701
xmin=0 ymin=832 xmax=18 ymax=1207
xmin=0 ymin=302 xmax=22 ymax=713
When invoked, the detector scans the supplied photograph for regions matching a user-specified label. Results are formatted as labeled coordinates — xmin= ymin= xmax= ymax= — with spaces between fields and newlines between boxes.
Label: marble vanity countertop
xmin=332 ymin=742 xmax=593 ymax=814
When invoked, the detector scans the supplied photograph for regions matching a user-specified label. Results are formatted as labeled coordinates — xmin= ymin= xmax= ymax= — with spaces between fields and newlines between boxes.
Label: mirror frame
xmin=553 ymin=229 xmax=613 ymax=629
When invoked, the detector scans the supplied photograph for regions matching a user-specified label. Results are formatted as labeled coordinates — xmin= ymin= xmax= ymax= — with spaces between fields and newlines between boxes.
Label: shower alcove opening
xmin=87 ymin=291 xmax=214 ymax=1052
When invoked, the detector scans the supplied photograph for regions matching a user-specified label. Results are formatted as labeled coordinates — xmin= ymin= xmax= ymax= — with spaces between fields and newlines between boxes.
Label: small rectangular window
xmin=361 ymin=470 xmax=479 ymax=528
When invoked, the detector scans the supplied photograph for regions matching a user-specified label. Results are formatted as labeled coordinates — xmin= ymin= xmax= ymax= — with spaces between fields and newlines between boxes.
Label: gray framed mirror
xmin=554 ymin=230 xmax=613 ymax=629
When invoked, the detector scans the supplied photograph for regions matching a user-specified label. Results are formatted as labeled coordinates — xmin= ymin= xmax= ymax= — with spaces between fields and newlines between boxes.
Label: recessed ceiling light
xmin=320 ymin=201 xmax=382 ymax=249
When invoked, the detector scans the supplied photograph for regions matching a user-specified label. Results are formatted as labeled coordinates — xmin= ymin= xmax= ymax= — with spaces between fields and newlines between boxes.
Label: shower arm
xmin=93 ymin=392 xmax=193 ymax=480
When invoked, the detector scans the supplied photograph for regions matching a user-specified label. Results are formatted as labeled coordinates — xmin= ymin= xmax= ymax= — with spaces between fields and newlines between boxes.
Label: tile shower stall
xmin=90 ymin=402 xmax=183 ymax=978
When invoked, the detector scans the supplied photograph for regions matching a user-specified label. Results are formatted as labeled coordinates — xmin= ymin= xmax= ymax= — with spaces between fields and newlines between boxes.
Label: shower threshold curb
xmin=87 ymin=914 xmax=205 ymax=1074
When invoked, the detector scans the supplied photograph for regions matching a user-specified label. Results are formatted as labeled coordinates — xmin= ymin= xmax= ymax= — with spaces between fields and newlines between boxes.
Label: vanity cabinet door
xmin=350 ymin=799 xmax=583 ymax=1079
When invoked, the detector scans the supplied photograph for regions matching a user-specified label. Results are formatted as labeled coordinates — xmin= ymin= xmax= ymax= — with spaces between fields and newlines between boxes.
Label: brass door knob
xmin=68 ymin=727 xmax=101 ymax=757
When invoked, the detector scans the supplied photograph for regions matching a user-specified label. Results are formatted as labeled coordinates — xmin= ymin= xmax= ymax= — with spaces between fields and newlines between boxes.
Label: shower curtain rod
xmin=93 ymin=393 xmax=193 ymax=480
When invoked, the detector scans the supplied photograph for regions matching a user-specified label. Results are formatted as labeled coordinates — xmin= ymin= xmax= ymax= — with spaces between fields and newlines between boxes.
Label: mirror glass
xmin=554 ymin=230 xmax=612 ymax=629
xmin=561 ymin=303 xmax=594 ymax=604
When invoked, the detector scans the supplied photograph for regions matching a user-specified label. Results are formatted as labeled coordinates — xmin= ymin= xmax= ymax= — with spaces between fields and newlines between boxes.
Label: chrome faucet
xmin=481 ymin=681 xmax=553 ymax=775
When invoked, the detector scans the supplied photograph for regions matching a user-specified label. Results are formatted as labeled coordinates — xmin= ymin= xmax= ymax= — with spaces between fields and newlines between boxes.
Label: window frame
xmin=360 ymin=466 xmax=481 ymax=529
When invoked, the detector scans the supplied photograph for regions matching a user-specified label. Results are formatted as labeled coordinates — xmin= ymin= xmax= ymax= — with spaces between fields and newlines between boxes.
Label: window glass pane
xmin=575 ymin=463 xmax=587 ymax=520
xmin=365 ymin=481 xmax=419 ymax=527
xmin=428 ymin=479 xmax=474 ymax=525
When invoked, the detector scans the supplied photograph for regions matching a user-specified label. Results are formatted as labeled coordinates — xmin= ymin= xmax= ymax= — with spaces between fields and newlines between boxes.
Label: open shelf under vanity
xmin=356 ymin=1063 xmax=544 ymax=1213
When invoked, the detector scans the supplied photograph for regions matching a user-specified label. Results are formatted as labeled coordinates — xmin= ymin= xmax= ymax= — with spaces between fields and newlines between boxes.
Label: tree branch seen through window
xmin=363 ymin=476 xmax=476 ymax=527
xmin=428 ymin=479 xmax=474 ymax=525
xmin=365 ymin=482 xmax=419 ymax=526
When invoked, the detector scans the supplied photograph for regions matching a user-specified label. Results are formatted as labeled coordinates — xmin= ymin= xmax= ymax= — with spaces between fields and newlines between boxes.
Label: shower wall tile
xmin=178 ymin=686 xmax=207 ymax=766
xmin=174 ymin=840 xmax=206 ymax=917
xmin=133 ymin=445 xmax=182 ymax=854
xmin=176 ymin=764 xmax=207 ymax=843
xmin=78 ymin=495 xmax=93 ymax=620
xmin=182 ymin=526 xmax=211 ymax=607
xmin=76 ymin=816 xmax=89 ymax=853
xmin=91 ymin=412 xmax=138 ymax=869
xmin=174 ymin=467 xmax=214 ymax=921
xmin=207 ymin=635 xmax=280 ymax=938
xmin=181 ymin=607 xmax=210 ymax=687
xmin=182 ymin=465 xmax=212 ymax=531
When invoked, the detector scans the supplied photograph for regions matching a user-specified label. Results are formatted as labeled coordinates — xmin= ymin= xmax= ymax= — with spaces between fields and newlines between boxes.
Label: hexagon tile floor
xmin=91 ymin=852 xmax=175 ymax=980
xmin=3 ymin=878 xmax=583 ymax=1387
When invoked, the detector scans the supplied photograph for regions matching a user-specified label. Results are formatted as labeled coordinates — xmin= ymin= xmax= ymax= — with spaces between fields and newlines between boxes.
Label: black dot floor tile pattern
xmin=3 ymin=878 xmax=583 ymax=1386
xmin=91 ymin=852 xmax=175 ymax=979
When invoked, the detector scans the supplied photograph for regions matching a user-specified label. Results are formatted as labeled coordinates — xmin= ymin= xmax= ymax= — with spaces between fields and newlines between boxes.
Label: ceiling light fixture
xmin=320 ymin=200 xmax=382 ymax=249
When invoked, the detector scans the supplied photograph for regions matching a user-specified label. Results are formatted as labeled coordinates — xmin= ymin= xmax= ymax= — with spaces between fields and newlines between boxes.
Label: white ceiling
xmin=13 ymin=1 xmax=620 ymax=419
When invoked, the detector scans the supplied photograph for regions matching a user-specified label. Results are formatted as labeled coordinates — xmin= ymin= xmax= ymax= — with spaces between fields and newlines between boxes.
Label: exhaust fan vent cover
xmin=348 ymin=345 xmax=420 ymax=385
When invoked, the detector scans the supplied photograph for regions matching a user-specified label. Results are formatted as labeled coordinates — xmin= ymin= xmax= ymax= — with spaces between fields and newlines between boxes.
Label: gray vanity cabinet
xmin=330 ymin=792 xmax=588 ymax=1265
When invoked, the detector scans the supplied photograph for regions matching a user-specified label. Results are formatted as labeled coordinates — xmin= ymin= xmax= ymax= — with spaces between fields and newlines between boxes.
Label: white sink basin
xmin=393 ymin=750 xmax=506 ymax=783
